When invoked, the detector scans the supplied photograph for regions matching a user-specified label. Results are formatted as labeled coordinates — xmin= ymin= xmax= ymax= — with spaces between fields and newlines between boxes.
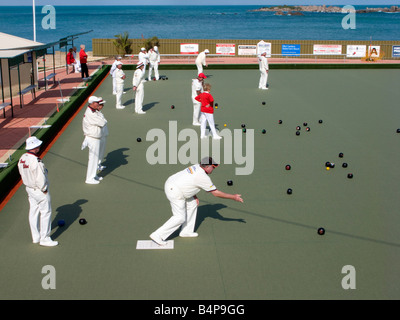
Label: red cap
xmin=198 ymin=73 xmax=207 ymax=79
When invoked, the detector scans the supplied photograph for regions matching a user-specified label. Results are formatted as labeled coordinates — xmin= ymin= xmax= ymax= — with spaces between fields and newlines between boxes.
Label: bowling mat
xmin=136 ymin=240 xmax=174 ymax=249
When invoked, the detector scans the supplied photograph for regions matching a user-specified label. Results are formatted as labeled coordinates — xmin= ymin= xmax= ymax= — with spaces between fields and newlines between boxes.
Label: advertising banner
xmin=281 ymin=44 xmax=301 ymax=56
xmin=346 ymin=45 xmax=366 ymax=57
xmin=257 ymin=40 xmax=272 ymax=57
xmin=216 ymin=44 xmax=236 ymax=55
xmin=180 ymin=43 xmax=199 ymax=54
xmin=313 ymin=44 xmax=342 ymax=55
xmin=238 ymin=45 xmax=257 ymax=56
xmin=367 ymin=45 xmax=380 ymax=58
xmin=393 ymin=45 xmax=400 ymax=58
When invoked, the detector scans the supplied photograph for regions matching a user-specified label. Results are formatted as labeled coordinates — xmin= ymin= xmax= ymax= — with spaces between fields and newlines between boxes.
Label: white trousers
xmin=112 ymin=76 xmax=117 ymax=94
xmin=152 ymin=180 xmax=198 ymax=241
xmin=115 ymin=83 xmax=124 ymax=108
xmin=148 ymin=62 xmax=159 ymax=80
xmin=192 ymin=99 xmax=201 ymax=124
xmin=26 ymin=186 xmax=52 ymax=242
xmin=200 ymin=112 xmax=219 ymax=138
xmin=134 ymin=83 xmax=144 ymax=113
xmin=74 ymin=61 xmax=81 ymax=73
xmin=99 ymin=135 xmax=107 ymax=167
xmin=83 ymin=136 xmax=101 ymax=182
xmin=259 ymin=69 xmax=268 ymax=89
xmin=196 ymin=63 xmax=203 ymax=75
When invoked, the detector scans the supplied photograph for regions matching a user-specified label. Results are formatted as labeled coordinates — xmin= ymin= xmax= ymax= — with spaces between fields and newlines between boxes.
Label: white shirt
xmin=138 ymin=51 xmax=149 ymax=65
xmin=259 ymin=55 xmax=269 ymax=71
xmin=18 ymin=152 xmax=49 ymax=192
xmin=132 ymin=68 xmax=144 ymax=88
xmin=82 ymin=106 xmax=108 ymax=139
xmin=191 ymin=79 xmax=203 ymax=99
xmin=149 ymin=50 xmax=160 ymax=64
xmin=114 ymin=68 xmax=125 ymax=85
xmin=195 ymin=51 xmax=207 ymax=66
xmin=110 ymin=60 xmax=119 ymax=77
xmin=166 ymin=164 xmax=217 ymax=199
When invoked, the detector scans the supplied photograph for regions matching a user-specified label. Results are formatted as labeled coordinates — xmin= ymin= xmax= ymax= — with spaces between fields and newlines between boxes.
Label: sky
xmin=2 ymin=0 xmax=396 ymax=6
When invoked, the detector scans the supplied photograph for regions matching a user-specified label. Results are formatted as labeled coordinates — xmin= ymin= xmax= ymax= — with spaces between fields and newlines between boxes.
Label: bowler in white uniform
xmin=81 ymin=96 xmax=109 ymax=184
xmin=148 ymin=46 xmax=160 ymax=81
xmin=258 ymin=51 xmax=269 ymax=90
xmin=114 ymin=61 xmax=126 ymax=109
xmin=138 ymin=47 xmax=149 ymax=74
xmin=191 ymin=72 xmax=206 ymax=126
xmin=110 ymin=56 xmax=122 ymax=95
xmin=18 ymin=136 xmax=58 ymax=246
xmin=132 ymin=62 xmax=146 ymax=114
xmin=195 ymin=49 xmax=209 ymax=74
xmin=150 ymin=157 xmax=244 ymax=246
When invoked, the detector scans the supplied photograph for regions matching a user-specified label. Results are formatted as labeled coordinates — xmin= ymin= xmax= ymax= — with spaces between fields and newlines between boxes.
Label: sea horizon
xmin=0 ymin=5 xmax=398 ymax=50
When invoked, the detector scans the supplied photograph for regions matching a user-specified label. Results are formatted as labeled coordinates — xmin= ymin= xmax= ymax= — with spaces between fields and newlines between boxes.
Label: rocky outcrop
xmin=251 ymin=5 xmax=400 ymax=14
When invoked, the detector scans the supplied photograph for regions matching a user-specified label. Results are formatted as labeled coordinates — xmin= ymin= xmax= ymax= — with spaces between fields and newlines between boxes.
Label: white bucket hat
xmin=26 ymin=136 xmax=43 ymax=150
xmin=88 ymin=96 xmax=106 ymax=104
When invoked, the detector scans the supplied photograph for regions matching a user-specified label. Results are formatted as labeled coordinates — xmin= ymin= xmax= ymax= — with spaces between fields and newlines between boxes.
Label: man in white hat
xmin=132 ymin=62 xmax=146 ymax=114
xmin=138 ymin=47 xmax=149 ymax=75
xmin=114 ymin=61 xmax=126 ymax=110
xmin=110 ymin=56 xmax=122 ymax=95
xmin=18 ymin=136 xmax=58 ymax=246
xmin=150 ymin=157 xmax=244 ymax=246
xmin=195 ymin=49 xmax=209 ymax=75
xmin=81 ymin=96 xmax=108 ymax=184
xmin=191 ymin=72 xmax=207 ymax=126
xmin=258 ymin=51 xmax=269 ymax=90
xmin=148 ymin=46 xmax=160 ymax=81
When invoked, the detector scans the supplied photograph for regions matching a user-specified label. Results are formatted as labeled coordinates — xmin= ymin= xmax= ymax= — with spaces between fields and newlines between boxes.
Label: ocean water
xmin=0 ymin=5 xmax=399 ymax=50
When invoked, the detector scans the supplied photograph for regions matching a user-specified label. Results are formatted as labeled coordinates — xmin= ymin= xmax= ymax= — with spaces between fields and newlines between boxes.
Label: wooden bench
xmin=18 ymin=84 xmax=37 ymax=108
xmin=0 ymin=102 xmax=11 ymax=118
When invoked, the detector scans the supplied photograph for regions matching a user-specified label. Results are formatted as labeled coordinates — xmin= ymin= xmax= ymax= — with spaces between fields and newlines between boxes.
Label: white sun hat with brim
xmin=25 ymin=136 xmax=43 ymax=150
xmin=88 ymin=96 xmax=106 ymax=104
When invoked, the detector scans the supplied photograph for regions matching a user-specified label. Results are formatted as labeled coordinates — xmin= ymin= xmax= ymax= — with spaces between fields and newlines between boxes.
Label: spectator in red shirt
xmin=195 ymin=83 xmax=221 ymax=140
xmin=66 ymin=48 xmax=75 ymax=73
xmin=79 ymin=44 xmax=89 ymax=79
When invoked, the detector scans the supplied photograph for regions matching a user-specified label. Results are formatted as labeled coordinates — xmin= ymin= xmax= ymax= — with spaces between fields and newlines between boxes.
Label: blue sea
xmin=0 ymin=5 xmax=399 ymax=50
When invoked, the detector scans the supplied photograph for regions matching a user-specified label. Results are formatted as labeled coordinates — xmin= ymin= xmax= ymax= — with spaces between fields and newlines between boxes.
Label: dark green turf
xmin=1 ymin=69 xmax=400 ymax=299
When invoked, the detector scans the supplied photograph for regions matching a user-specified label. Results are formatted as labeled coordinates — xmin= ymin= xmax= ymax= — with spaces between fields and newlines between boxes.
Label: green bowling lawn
xmin=1 ymin=68 xmax=400 ymax=300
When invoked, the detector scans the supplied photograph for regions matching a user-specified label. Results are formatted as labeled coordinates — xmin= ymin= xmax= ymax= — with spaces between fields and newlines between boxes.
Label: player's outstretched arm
xmin=211 ymin=190 xmax=243 ymax=203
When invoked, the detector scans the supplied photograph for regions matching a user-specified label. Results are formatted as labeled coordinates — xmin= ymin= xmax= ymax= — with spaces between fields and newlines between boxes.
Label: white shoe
xmin=116 ymin=105 xmax=125 ymax=109
xmin=136 ymin=110 xmax=146 ymax=114
xmin=40 ymin=238 xmax=58 ymax=247
xmin=200 ymin=135 xmax=208 ymax=139
xmin=179 ymin=232 xmax=198 ymax=238
xmin=261 ymin=87 xmax=268 ymax=90
xmin=85 ymin=179 xmax=100 ymax=184
xmin=123 ymin=91 xmax=127 ymax=94
xmin=95 ymin=176 xmax=103 ymax=181
xmin=97 ymin=165 xmax=106 ymax=172
xmin=213 ymin=135 xmax=222 ymax=140
xmin=192 ymin=122 xmax=201 ymax=126
xmin=112 ymin=92 xmax=117 ymax=95
xmin=150 ymin=232 xmax=167 ymax=246
xmin=33 ymin=239 xmax=40 ymax=244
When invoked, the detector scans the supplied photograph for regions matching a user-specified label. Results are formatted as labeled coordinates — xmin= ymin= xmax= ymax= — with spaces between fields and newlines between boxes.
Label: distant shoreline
xmin=250 ymin=5 xmax=400 ymax=14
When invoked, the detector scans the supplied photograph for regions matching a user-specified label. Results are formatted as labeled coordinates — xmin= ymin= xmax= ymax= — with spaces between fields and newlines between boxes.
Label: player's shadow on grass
xmin=143 ymin=102 xmax=159 ymax=112
xmin=170 ymin=204 xmax=245 ymax=239
xmin=100 ymin=147 xmax=129 ymax=177
xmin=195 ymin=204 xmax=246 ymax=232
xmin=51 ymin=199 xmax=88 ymax=240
